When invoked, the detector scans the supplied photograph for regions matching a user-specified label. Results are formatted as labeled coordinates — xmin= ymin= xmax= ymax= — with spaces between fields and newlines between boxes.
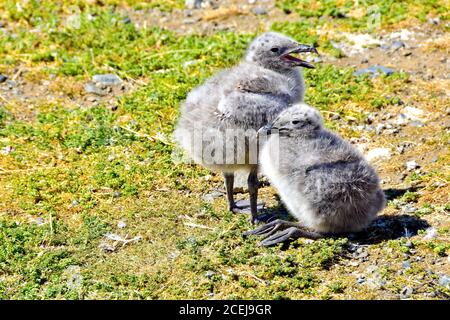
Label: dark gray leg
xmin=226 ymin=169 xmax=264 ymax=217
xmin=223 ymin=172 xmax=235 ymax=211
xmin=261 ymin=227 xmax=323 ymax=246
xmin=247 ymin=168 xmax=259 ymax=223
xmin=243 ymin=219 xmax=300 ymax=237
xmin=243 ymin=219 xmax=323 ymax=246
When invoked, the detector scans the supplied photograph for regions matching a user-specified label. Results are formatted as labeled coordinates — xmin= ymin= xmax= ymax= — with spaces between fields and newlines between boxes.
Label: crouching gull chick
xmin=244 ymin=103 xmax=386 ymax=245
xmin=173 ymin=32 xmax=318 ymax=223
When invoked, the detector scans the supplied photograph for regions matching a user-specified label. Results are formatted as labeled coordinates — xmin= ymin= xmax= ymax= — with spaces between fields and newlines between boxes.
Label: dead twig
xmin=0 ymin=166 xmax=60 ymax=175
xmin=119 ymin=126 xmax=173 ymax=146
xmin=183 ymin=222 xmax=215 ymax=230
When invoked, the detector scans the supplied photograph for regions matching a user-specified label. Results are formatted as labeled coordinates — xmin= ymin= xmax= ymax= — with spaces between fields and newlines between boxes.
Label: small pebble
xmin=423 ymin=227 xmax=438 ymax=240
xmin=399 ymin=172 xmax=407 ymax=181
xmin=358 ymin=251 xmax=369 ymax=259
xmin=404 ymin=240 xmax=413 ymax=248
xmin=329 ymin=113 xmax=340 ymax=121
xmin=85 ymin=82 xmax=108 ymax=96
xmin=356 ymin=277 xmax=365 ymax=284
xmin=92 ymin=74 xmax=122 ymax=86
xmin=365 ymin=114 xmax=375 ymax=124
xmin=375 ymin=123 xmax=385 ymax=135
xmin=185 ymin=0 xmax=202 ymax=9
xmin=366 ymin=276 xmax=385 ymax=289
xmin=113 ymin=191 xmax=121 ymax=198
xmin=443 ymin=120 xmax=450 ymax=129
xmin=99 ymin=242 xmax=116 ymax=253
xmin=205 ymin=270 xmax=215 ymax=279
xmin=353 ymin=65 xmax=394 ymax=77
xmin=365 ymin=265 xmax=378 ymax=274
xmin=391 ymin=40 xmax=405 ymax=51
xmin=183 ymin=18 xmax=197 ymax=25
xmin=428 ymin=17 xmax=440 ymax=25
xmin=366 ymin=148 xmax=391 ymax=161
xmin=0 ymin=74 xmax=7 ymax=83
xmin=395 ymin=113 xmax=408 ymax=125
xmin=400 ymin=286 xmax=413 ymax=299
xmin=202 ymin=190 xmax=224 ymax=203
xmin=1 ymin=145 xmax=14 ymax=155
xmin=35 ymin=217 xmax=45 ymax=225
xmin=403 ymin=106 xmax=425 ymax=121
xmin=438 ymin=275 xmax=449 ymax=289
xmin=397 ymin=145 xmax=406 ymax=154
xmin=168 ymin=251 xmax=180 ymax=260
xmin=405 ymin=160 xmax=420 ymax=171
xmin=403 ymin=204 xmax=417 ymax=213
xmin=252 ymin=7 xmax=268 ymax=15
xmin=347 ymin=243 xmax=359 ymax=252
xmin=117 ymin=220 xmax=127 ymax=229
xmin=409 ymin=120 xmax=424 ymax=127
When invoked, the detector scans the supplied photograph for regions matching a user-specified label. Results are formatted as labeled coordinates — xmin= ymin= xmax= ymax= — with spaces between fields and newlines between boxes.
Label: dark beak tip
xmin=295 ymin=44 xmax=319 ymax=54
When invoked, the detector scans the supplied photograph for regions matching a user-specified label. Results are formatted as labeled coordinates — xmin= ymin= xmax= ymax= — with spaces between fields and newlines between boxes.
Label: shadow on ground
xmin=383 ymin=186 xmax=420 ymax=201
xmin=349 ymin=187 xmax=431 ymax=244
xmin=349 ymin=214 xmax=430 ymax=245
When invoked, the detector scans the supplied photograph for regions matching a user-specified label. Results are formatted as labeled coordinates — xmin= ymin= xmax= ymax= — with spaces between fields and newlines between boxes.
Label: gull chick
xmin=245 ymin=103 xmax=386 ymax=245
xmin=174 ymin=32 xmax=318 ymax=222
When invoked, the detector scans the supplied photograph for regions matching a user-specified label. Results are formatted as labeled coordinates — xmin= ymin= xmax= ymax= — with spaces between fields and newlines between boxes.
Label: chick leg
xmin=226 ymin=170 xmax=264 ymax=218
xmin=247 ymin=168 xmax=259 ymax=223
xmin=224 ymin=172 xmax=235 ymax=211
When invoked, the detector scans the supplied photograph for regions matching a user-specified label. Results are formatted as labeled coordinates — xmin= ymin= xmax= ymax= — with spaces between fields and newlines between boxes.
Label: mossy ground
xmin=0 ymin=0 xmax=449 ymax=299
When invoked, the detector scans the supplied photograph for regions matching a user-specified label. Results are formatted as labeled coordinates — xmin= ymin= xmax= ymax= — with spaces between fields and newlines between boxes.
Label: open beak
xmin=281 ymin=44 xmax=318 ymax=69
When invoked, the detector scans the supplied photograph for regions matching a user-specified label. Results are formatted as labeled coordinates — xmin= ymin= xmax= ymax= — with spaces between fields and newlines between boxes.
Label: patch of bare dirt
xmin=0 ymin=67 xmax=139 ymax=121
xmin=122 ymin=0 xmax=297 ymax=35
xmin=328 ymin=24 xmax=450 ymax=81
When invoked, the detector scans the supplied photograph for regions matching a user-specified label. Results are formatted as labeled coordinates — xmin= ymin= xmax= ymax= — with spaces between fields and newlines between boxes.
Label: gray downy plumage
xmin=173 ymin=32 xmax=318 ymax=222
xmin=244 ymin=103 xmax=386 ymax=245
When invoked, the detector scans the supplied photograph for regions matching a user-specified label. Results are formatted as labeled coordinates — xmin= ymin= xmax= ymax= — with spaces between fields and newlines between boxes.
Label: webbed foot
xmin=243 ymin=219 xmax=323 ymax=246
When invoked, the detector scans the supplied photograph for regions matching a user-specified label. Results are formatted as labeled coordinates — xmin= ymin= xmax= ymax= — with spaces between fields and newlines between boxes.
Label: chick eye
xmin=270 ymin=47 xmax=279 ymax=53
xmin=292 ymin=120 xmax=300 ymax=125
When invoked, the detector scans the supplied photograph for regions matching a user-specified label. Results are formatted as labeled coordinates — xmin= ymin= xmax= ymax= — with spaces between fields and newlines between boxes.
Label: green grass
xmin=277 ymin=0 xmax=449 ymax=32
xmin=0 ymin=1 xmax=449 ymax=299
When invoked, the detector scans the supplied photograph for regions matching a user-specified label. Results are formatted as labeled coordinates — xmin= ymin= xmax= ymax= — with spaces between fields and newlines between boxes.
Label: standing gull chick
xmin=174 ymin=32 xmax=318 ymax=222
xmin=244 ymin=103 xmax=386 ymax=245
